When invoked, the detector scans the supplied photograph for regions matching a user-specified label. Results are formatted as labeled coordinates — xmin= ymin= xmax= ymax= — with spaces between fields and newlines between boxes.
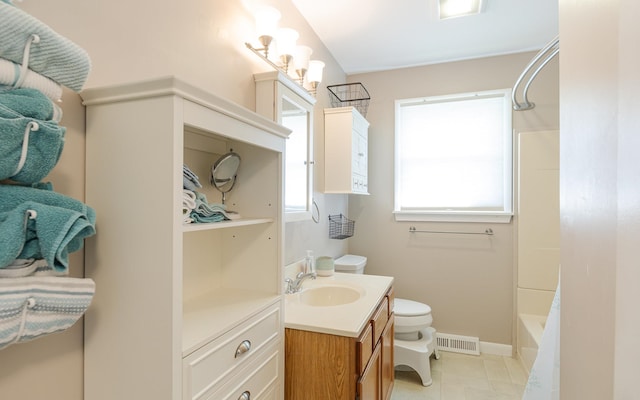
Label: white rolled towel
xmin=0 ymin=58 xmax=63 ymax=102
xmin=0 ymin=276 xmax=95 ymax=350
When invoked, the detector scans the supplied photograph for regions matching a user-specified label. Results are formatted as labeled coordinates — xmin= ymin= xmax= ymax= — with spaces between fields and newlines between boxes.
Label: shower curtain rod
xmin=512 ymin=35 xmax=559 ymax=111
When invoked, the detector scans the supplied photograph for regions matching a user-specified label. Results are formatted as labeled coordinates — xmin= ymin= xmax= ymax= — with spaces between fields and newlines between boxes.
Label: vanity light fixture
xmin=294 ymin=45 xmax=312 ymax=84
xmin=306 ymin=60 xmax=325 ymax=95
xmin=438 ymin=0 xmax=484 ymax=19
xmin=276 ymin=28 xmax=299 ymax=73
xmin=245 ymin=7 xmax=323 ymax=95
xmin=252 ymin=6 xmax=281 ymax=58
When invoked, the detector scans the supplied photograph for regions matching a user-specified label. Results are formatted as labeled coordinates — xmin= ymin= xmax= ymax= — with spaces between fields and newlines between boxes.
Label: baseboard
xmin=479 ymin=341 xmax=513 ymax=356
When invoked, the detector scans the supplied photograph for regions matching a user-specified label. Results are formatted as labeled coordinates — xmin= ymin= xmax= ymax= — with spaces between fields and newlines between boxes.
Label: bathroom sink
xmin=298 ymin=285 xmax=364 ymax=307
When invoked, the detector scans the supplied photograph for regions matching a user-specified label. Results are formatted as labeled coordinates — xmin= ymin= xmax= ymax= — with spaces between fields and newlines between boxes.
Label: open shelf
xmin=182 ymin=217 xmax=274 ymax=233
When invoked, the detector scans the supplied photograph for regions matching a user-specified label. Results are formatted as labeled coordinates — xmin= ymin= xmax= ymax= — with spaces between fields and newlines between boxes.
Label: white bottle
xmin=304 ymin=250 xmax=315 ymax=274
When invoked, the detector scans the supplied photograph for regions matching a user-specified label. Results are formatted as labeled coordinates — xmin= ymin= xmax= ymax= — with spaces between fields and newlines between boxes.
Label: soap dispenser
xmin=304 ymin=250 xmax=315 ymax=274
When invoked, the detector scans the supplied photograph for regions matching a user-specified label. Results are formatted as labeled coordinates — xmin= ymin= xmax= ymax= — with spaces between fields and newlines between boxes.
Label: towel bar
xmin=409 ymin=226 xmax=493 ymax=236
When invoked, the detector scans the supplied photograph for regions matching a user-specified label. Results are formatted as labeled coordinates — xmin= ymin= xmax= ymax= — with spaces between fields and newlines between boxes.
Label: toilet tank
xmin=334 ymin=254 xmax=367 ymax=274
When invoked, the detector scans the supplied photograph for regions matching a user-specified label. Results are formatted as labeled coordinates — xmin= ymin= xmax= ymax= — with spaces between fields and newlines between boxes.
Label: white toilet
xmin=333 ymin=254 xmax=439 ymax=387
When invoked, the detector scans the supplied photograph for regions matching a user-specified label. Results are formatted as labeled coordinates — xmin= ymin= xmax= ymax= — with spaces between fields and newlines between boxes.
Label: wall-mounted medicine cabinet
xmin=324 ymin=106 xmax=370 ymax=195
xmin=255 ymin=71 xmax=316 ymax=222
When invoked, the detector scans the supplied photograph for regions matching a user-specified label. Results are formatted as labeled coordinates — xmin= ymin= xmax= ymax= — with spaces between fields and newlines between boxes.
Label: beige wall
xmin=0 ymin=1 xmax=347 ymax=399
xmin=560 ymin=0 xmax=640 ymax=398
xmin=348 ymin=53 xmax=559 ymax=345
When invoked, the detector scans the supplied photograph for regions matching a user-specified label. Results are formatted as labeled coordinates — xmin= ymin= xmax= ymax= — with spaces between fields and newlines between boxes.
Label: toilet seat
xmin=394 ymin=298 xmax=433 ymax=334
xmin=394 ymin=298 xmax=431 ymax=317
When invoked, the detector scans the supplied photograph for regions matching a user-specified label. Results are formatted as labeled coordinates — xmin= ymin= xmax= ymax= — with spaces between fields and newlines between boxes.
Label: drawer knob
xmin=234 ymin=340 xmax=252 ymax=358
xmin=238 ymin=391 xmax=250 ymax=400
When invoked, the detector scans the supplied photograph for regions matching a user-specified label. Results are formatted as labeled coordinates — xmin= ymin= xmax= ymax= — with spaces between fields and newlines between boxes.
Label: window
xmin=394 ymin=89 xmax=513 ymax=223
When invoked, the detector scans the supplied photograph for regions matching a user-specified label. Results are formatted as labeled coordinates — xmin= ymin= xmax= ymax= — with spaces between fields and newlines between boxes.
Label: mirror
xmin=210 ymin=151 xmax=240 ymax=204
xmin=282 ymin=97 xmax=310 ymax=215
xmin=254 ymin=71 xmax=316 ymax=222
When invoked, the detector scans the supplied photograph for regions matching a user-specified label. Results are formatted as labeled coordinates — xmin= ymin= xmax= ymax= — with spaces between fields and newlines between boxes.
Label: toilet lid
xmin=394 ymin=298 xmax=431 ymax=317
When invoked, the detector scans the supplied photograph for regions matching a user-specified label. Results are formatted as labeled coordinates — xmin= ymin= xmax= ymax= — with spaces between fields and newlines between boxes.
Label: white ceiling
xmin=291 ymin=0 xmax=558 ymax=74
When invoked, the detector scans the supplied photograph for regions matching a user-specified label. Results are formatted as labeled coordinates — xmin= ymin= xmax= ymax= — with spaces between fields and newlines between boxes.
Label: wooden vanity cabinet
xmin=285 ymin=286 xmax=394 ymax=400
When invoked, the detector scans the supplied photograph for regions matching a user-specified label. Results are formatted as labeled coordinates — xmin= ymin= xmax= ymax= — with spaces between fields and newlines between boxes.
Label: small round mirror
xmin=210 ymin=152 xmax=241 ymax=204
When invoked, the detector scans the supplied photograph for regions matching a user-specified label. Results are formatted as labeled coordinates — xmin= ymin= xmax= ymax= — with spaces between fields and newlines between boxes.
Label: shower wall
xmin=517 ymin=131 xmax=560 ymax=316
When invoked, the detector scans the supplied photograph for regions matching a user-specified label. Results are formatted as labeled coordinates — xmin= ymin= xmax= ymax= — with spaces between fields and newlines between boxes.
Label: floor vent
xmin=436 ymin=333 xmax=480 ymax=355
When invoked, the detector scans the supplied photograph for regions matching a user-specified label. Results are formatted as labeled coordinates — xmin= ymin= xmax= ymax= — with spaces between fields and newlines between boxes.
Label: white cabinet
xmin=82 ymin=77 xmax=288 ymax=400
xmin=254 ymin=71 xmax=316 ymax=222
xmin=324 ymin=106 xmax=370 ymax=194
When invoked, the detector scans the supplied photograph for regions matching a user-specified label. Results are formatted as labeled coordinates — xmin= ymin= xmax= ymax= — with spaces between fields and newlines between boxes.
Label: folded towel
xmin=193 ymin=191 xmax=228 ymax=216
xmin=0 ymin=276 xmax=95 ymax=350
xmin=0 ymin=2 xmax=91 ymax=91
xmin=183 ymin=189 xmax=196 ymax=210
xmin=0 ymin=185 xmax=96 ymax=273
xmin=0 ymin=87 xmax=58 ymax=121
xmin=183 ymin=164 xmax=202 ymax=190
xmin=0 ymin=259 xmax=39 ymax=278
xmin=0 ymin=102 xmax=65 ymax=183
xmin=189 ymin=212 xmax=226 ymax=223
xmin=187 ymin=191 xmax=232 ymax=223
xmin=0 ymin=58 xmax=63 ymax=102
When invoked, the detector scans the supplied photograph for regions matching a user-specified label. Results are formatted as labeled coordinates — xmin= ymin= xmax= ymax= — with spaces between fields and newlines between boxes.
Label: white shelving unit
xmin=82 ymin=77 xmax=289 ymax=400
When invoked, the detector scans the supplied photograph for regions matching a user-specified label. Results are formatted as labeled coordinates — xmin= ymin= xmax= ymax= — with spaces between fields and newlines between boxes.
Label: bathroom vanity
xmin=284 ymin=273 xmax=394 ymax=400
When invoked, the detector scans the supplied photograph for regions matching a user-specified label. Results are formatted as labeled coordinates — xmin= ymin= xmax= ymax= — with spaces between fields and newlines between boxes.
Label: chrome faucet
xmin=284 ymin=271 xmax=317 ymax=294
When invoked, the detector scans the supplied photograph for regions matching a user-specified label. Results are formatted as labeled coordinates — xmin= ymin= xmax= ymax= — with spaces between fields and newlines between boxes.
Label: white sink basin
xmin=298 ymin=285 xmax=365 ymax=307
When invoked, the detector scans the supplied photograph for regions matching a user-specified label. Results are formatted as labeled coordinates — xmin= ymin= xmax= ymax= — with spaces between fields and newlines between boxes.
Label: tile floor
xmin=391 ymin=351 xmax=528 ymax=400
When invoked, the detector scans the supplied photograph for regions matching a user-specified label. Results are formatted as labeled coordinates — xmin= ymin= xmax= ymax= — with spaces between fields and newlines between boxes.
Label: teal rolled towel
xmin=0 ymin=87 xmax=58 ymax=121
xmin=0 ymin=184 xmax=96 ymax=273
xmin=0 ymin=2 xmax=91 ymax=91
xmin=0 ymin=100 xmax=65 ymax=184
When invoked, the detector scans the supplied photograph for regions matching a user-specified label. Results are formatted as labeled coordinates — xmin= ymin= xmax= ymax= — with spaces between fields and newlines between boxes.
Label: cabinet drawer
xmin=357 ymin=341 xmax=381 ymax=400
xmin=207 ymin=346 xmax=280 ymax=400
xmin=183 ymin=305 xmax=280 ymax=400
xmin=357 ymin=321 xmax=373 ymax=375
xmin=371 ymin=297 xmax=389 ymax=344
xmin=386 ymin=287 xmax=394 ymax=317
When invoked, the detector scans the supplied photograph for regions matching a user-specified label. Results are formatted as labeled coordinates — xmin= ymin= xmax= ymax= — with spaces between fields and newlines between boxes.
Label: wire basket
xmin=327 ymin=83 xmax=370 ymax=117
xmin=328 ymin=214 xmax=355 ymax=240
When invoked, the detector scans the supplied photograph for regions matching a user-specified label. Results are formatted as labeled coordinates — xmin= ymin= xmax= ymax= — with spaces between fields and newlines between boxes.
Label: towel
xmin=0 ymin=259 xmax=62 ymax=278
xmin=0 ymin=259 xmax=40 ymax=278
xmin=0 ymin=87 xmax=60 ymax=121
xmin=0 ymin=58 xmax=63 ymax=102
xmin=0 ymin=184 xmax=96 ymax=273
xmin=183 ymin=164 xmax=202 ymax=190
xmin=187 ymin=191 xmax=233 ymax=223
xmin=0 ymin=276 xmax=95 ymax=350
xmin=182 ymin=189 xmax=197 ymax=223
xmin=0 ymin=2 xmax=91 ymax=91
xmin=183 ymin=189 xmax=196 ymax=210
xmin=189 ymin=212 xmax=226 ymax=223
xmin=0 ymin=100 xmax=65 ymax=183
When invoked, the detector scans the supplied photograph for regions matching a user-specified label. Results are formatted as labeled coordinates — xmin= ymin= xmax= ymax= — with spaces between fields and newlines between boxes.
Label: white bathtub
xmin=517 ymin=313 xmax=547 ymax=374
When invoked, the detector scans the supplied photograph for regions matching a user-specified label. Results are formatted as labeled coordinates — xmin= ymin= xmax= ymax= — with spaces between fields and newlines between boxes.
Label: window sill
xmin=393 ymin=210 xmax=513 ymax=223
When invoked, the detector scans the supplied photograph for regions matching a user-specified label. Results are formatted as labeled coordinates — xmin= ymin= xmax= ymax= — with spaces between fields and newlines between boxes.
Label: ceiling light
xmin=438 ymin=0 xmax=484 ymax=19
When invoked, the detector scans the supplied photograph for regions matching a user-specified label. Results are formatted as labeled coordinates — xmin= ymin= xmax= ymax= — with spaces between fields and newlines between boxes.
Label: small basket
xmin=328 ymin=214 xmax=355 ymax=240
xmin=327 ymin=83 xmax=370 ymax=117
